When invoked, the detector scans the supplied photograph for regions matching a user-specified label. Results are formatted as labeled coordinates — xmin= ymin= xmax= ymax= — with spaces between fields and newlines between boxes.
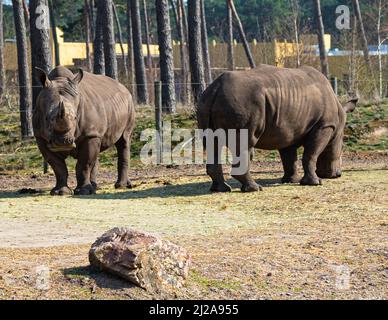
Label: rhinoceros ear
xmin=343 ymin=96 xmax=359 ymax=113
xmin=35 ymin=67 xmax=51 ymax=88
xmin=72 ymin=69 xmax=84 ymax=85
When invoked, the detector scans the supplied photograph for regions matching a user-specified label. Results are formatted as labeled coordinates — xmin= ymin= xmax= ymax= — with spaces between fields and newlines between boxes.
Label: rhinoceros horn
xmin=57 ymin=101 xmax=66 ymax=120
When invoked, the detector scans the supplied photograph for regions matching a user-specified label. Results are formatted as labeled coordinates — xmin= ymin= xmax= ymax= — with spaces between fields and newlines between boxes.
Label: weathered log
xmin=89 ymin=228 xmax=191 ymax=292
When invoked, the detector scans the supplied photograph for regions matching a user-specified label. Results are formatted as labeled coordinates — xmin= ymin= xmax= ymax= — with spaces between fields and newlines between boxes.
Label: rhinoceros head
xmin=36 ymin=67 xmax=84 ymax=152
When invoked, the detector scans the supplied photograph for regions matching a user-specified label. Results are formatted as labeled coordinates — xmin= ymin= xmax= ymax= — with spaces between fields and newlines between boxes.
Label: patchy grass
xmin=0 ymin=160 xmax=387 ymax=300
xmin=0 ymin=97 xmax=387 ymax=171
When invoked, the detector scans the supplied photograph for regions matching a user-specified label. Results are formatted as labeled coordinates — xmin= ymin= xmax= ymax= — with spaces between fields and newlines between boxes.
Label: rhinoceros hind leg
xmin=231 ymin=147 xmax=262 ymax=192
xmin=74 ymin=184 xmax=96 ymax=196
xmin=279 ymin=146 xmax=301 ymax=184
xmin=301 ymin=127 xmax=334 ymax=186
xmin=210 ymin=181 xmax=232 ymax=193
xmin=50 ymin=186 xmax=73 ymax=196
xmin=207 ymin=164 xmax=231 ymax=192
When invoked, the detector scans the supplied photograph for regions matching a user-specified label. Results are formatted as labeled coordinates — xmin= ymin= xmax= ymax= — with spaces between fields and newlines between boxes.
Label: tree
xmin=84 ymin=0 xmax=92 ymax=71
xmin=226 ymin=0 xmax=234 ymax=71
xmin=113 ymin=1 xmax=128 ymax=80
xmin=143 ymin=0 xmax=154 ymax=81
xmin=101 ymin=0 xmax=117 ymax=79
xmin=290 ymin=0 xmax=300 ymax=68
xmin=155 ymin=0 xmax=176 ymax=113
xmin=188 ymin=0 xmax=205 ymax=104
xmin=93 ymin=0 xmax=105 ymax=74
xmin=352 ymin=0 xmax=378 ymax=97
xmin=130 ymin=0 xmax=148 ymax=104
xmin=48 ymin=0 xmax=60 ymax=66
xmin=29 ymin=0 xmax=52 ymax=110
xmin=12 ymin=0 xmax=33 ymax=138
xmin=200 ymin=0 xmax=212 ymax=85
xmin=174 ymin=0 xmax=190 ymax=104
xmin=314 ymin=0 xmax=329 ymax=78
xmin=0 ymin=0 xmax=5 ymax=99
xmin=126 ymin=0 xmax=135 ymax=95
xmin=227 ymin=0 xmax=255 ymax=69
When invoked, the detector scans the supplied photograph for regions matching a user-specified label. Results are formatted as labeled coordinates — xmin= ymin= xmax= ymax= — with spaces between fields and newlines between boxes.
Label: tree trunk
xmin=226 ymin=0 xmax=234 ymax=71
xmin=12 ymin=0 xmax=33 ymax=138
xmin=112 ymin=1 xmax=128 ymax=80
xmin=88 ymin=0 xmax=95 ymax=40
xmin=176 ymin=0 xmax=190 ymax=104
xmin=352 ymin=0 xmax=378 ymax=97
xmin=0 ymin=0 xmax=5 ymax=98
xmin=84 ymin=0 xmax=92 ymax=71
xmin=350 ymin=15 xmax=357 ymax=93
xmin=143 ymin=0 xmax=153 ymax=83
xmin=314 ymin=0 xmax=329 ymax=78
xmin=227 ymin=0 xmax=255 ymax=69
xmin=188 ymin=0 xmax=205 ymax=104
xmin=200 ymin=0 xmax=212 ymax=85
xmin=101 ymin=0 xmax=117 ymax=80
xmin=127 ymin=0 xmax=135 ymax=96
xmin=93 ymin=0 xmax=105 ymax=74
xmin=131 ymin=0 xmax=148 ymax=104
xmin=48 ymin=0 xmax=60 ymax=66
xmin=29 ymin=0 xmax=53 ymax=110
xmin=290 ymin=0 xmax=300 ymax=68
xmin=155 ymin=0 xmax=176 ymax=113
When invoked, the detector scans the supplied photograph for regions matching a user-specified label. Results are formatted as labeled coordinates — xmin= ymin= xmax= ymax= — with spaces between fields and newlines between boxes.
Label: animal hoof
xmin=115 ymin=180 xmax=132 ymax=189
xmin=316 ymin=170 xmax=342 ymax=179
xmin=300 ymin=176 xmax=322 ymax=186
xmin=50 ymin=186 xmax=73 ymax=196
xmin=74 ymin=184 xmax=96 ymax=196
xmin=210 ymin=182 xmax=232 ymax=193
xmin=281 ymin=175 xmax=301 ymax=184
xmin=241 ymin=184 xmax=262 ymax=193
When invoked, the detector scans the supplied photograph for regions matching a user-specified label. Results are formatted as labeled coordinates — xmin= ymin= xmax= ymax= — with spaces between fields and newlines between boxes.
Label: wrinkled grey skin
xmin=33 ymin=66 xmax=135 ymax=196
xmin=198 ymin=64 xmax=358 ymax=193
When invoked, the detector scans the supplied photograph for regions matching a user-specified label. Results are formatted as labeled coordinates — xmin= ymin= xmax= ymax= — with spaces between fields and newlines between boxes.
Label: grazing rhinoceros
xmin=33 ymin=66 xmax=135 ymax=195
xmin=198 ymin=64 xmax=358 ymax=192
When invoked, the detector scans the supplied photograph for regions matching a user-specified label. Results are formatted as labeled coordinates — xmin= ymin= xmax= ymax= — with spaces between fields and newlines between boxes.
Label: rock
xmin=89 ymin=228 xmax=191 ymax=292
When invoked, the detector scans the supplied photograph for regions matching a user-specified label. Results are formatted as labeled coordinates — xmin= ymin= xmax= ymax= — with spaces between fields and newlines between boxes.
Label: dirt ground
xmin=0 ymin=152 xmax=387 ymax=300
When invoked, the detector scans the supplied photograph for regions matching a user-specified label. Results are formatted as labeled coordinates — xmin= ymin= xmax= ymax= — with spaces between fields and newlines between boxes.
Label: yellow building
xmin=4 ymin=28 xmax=159 ymax=71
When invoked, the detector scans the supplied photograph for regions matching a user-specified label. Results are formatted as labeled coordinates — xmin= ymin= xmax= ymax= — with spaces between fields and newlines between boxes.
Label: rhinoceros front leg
xmin=279 ymin=146 xmax=301 ymax=184
xmin=301 ymin=127 xmax=334 ymax=186
xmin=114 ymin=134 xmax=132 ymax=189
xmin=207 ymin=140 xmax=232 ymax=193
xmin=74 ymin=138 xmax=101 ymax=195
xmin=90 ymin=159 xmax=99 ymax=190
xmin=36 ymin=138 xmax=72 ymax=196
xmin=316 ymin=132 xmax=343 ymax=179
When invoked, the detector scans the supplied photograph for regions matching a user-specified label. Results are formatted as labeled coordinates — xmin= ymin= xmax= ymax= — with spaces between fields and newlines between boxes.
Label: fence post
xmin=331 ymin=77 xmax=338 ymax=95
xmin=154 ymin=81 xmax=163 ymax=165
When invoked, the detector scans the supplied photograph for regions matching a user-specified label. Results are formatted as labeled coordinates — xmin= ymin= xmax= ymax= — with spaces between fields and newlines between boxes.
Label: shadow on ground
xmin=63 ymin=265 xmax=136 ymax=291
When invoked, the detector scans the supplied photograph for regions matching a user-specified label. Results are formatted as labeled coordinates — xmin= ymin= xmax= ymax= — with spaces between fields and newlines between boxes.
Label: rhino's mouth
xmin=48 ymin=142 xmax=77 ymax=153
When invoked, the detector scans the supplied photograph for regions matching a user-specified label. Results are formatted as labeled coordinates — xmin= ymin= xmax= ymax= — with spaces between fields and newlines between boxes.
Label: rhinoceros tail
xmin=197 ymin=76 xmax=222 ymax=131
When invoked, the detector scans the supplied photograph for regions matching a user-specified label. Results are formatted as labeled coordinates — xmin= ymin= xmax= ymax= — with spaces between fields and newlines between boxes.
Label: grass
xmin=0 ymin=97 xmax=387 ymax=172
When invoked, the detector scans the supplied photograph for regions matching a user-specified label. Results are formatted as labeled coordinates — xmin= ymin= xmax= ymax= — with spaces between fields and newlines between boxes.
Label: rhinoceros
xmin=33 ymin=66 xmax=135 ymax=195
xmin=198 ymin=64 xmax=358 ymax=192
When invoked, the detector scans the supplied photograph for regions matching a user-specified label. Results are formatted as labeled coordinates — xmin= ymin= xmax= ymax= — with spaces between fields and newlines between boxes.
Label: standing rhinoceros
xmin=33 ymin=66 xmax=135 ymax=196
xmin=198 ymin=64 xmax=358 ymax=192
